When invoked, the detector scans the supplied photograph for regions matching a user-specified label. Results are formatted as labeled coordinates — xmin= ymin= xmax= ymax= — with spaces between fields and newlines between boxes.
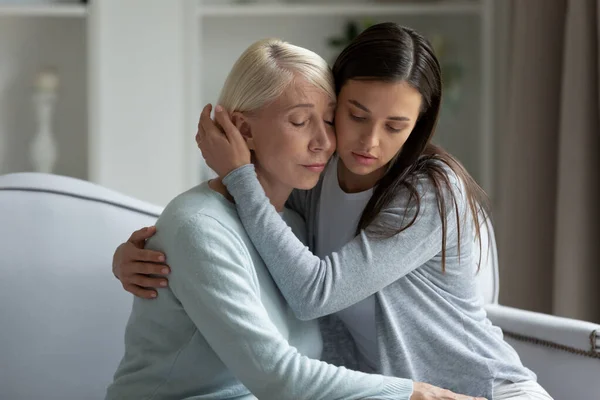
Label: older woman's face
xmin=246 ymin=78 xmax=336 ymax=190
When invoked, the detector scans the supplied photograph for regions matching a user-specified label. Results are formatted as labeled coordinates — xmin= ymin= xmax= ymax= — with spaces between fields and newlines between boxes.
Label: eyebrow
xmin=287 ymin=101 xmax=336 ymax=110
xmin=348 ymin=99 xmax=411 ymax=122
xmin=286 ymin=103 xmax=314 ymax=111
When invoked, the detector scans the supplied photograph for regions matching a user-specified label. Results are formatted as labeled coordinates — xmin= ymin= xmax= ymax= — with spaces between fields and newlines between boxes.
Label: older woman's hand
xmin=196 ymin=104 xmax=252 ymax=179
xmin=411 ymin=382 xmax=486 ymax=400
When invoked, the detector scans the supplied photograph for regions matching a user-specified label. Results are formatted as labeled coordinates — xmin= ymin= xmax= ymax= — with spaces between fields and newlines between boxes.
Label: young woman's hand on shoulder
xmin=112 ymin=226 xmax=170 ymax=299
xmin=196 ymin=104 xmax=251 ymax=178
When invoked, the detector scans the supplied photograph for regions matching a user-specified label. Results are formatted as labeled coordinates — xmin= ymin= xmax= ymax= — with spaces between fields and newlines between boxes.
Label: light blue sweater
xmin=221 ymin=162 xmax=537 ymax=400
xmin=106 ymin=182 xmax=413 ymax=400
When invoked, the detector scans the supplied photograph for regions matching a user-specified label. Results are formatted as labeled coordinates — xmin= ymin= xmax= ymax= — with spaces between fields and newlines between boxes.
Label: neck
xmin=255 ymin=165 xmax=292 ymax=212
xmin=209 ymin=165 xmax=292 ymax=212
xmin=337 ymin=159 xmax=383 ymax=193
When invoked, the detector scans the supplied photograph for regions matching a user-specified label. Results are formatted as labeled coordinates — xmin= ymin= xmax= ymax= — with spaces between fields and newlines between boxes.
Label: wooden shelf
xmin=198 ymin=1 xmax=481 ymax=17
xmin=0 ymin=4 xmax=87 ymax=18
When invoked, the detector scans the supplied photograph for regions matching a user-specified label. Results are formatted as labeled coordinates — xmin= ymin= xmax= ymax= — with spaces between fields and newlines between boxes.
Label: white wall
xmin=88 ymin=0 xmax=195 ymax=206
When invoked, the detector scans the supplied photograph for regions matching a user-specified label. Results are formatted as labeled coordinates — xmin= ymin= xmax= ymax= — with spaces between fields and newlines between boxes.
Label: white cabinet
xmin=0 ymin=0 xmax=495 ymax=205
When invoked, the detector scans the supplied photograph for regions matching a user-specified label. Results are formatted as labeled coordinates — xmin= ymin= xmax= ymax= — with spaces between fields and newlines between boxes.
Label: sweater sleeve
xmin=167 ymin=213 xmax=413 ymax=400
xmin=285 ymin=188 xmax=311 ymax=219
xmin=222 ymin=164 xmax=466 ymax=321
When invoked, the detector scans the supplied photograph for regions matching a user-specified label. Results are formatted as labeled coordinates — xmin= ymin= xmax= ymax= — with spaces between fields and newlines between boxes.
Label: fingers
xmin=213 ymin=105 xmax=238 ymax=142
xmin=124 ymin=261 xmax=170 ymax=276
xmin=195 ymin=130 xmax=202 ymax=149
xmin=196 ymin=104 xmax=212 ymax=146
xmin=442 ymin=388 xmax=486 ymax=400
xmin=198 ymin=103 xmax=212 ymax=131
xmin=457 ymin=394 xmax=486 ymax=400
xmin=128 ymin=273 xmax=168 ymax=289
xmin=199 ymin=104 xmax=223 ymax=141
xmin=410 ymin=383 xmax=484 ymax=400
xmin=127 ymin=226 xmax=157 ymax=247
xmin=133 ymin=248 xmax=167 ymax=264
xmin=123 ymin=283 xmax=158 ymax=299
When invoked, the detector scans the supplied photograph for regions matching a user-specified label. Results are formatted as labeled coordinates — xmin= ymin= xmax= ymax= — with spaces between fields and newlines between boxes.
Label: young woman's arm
xmin=166 ymin=213 xmax=413 ymax=400
xmin=285 ymin=188 xmax=310 ymax=217
xmin=222 ymin=164 xmax=467 ymax=321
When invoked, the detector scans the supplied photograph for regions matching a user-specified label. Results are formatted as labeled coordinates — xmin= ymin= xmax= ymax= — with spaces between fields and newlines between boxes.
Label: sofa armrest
xmin=485 ymin=304 xmax=600 ymax=399
xmin=485 ymin=304 xmax=599 ymax=353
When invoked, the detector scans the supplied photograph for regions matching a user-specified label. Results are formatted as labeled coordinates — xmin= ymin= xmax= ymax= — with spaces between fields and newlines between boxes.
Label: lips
xmin=302 ymin=163 xmax=327 ymax=172
xmin=351 ymin=151 xmax=378 ymax=166
xmin=352 ymin=151 xmax=376 ymax=159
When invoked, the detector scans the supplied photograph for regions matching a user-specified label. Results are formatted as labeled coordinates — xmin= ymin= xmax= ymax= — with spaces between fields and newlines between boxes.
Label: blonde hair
xmin=218 ymin=38 xmax=335 ymax=113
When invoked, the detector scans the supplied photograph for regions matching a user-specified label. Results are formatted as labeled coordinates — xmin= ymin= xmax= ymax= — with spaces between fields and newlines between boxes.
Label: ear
xmin=231 ymin=111 xmax=255 ymax=150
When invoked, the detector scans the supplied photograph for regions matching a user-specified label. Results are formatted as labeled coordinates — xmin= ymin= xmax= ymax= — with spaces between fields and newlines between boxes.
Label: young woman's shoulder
xmin=391 ymin=158 xmax=467 ymax=209
xmin=415 ymin=158 xmax=464 ymax=189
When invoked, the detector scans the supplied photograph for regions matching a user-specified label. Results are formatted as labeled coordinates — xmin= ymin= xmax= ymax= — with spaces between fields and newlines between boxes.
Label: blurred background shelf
xmin=198 ymin=1 xmax=481 ymax=17
xmin=0 ymin=4 xmax=88 ymax=182
xmin=0 ymin=3 xmax=86 ymax=17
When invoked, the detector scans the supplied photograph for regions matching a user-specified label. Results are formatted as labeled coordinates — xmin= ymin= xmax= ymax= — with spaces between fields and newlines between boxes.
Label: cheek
xmin=333 ymin=116 xmax=354 ymax=148
xmin=253 ymin=126 xmax=303 ymax=167
xmin=381 ymin=132 xmax=410 ymax=161
xmin=326 ymin=126 xmax=337 ymax=152
xmin=251 ymin=123 xmax=285 ymax=162
xmin=254 ymin=138 xmax=287 ymax=165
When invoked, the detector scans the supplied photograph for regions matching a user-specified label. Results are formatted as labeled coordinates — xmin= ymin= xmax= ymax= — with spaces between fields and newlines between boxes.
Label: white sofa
xmin=0 ymin=172 xmax=598 ymax=399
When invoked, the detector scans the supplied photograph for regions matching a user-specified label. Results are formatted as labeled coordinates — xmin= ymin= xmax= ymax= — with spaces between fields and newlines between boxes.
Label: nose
xmin=359 ymin=126 xmax=379 ymax=149
xmin=309 ymin=121 xmax=335 ymax=153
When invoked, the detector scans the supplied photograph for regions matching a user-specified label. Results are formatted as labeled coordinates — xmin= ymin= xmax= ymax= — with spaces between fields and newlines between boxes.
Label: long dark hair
xmin=332 ymin=22 xmax=490 ymax=272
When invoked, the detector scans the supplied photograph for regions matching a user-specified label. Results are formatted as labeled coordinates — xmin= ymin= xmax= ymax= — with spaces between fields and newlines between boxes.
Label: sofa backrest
xmin=0 ymin=172 xmax=162 ymax=399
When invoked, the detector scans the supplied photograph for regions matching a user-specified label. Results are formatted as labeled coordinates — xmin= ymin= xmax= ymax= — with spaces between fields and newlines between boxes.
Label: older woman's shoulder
xmin=155 ymin=182 xmax=242 ymax=239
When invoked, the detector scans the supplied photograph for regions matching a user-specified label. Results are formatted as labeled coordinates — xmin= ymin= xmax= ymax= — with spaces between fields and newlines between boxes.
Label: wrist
xmin=222 ymin=164 xmax=256 ymax=187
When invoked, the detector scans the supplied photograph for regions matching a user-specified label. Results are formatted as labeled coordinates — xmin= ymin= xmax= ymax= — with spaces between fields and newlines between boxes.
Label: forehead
xmin=339 ymin=79 xmax=422 ymax=111
xmin=269 ymin=78 xmax=333 ymax=110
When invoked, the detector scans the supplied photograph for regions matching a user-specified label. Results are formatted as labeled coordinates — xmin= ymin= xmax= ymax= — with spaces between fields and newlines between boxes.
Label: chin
xmin=290 ymin=175 xmax=321 ymax=191
xmin=294 ymin=179 xmax=320 ymax=190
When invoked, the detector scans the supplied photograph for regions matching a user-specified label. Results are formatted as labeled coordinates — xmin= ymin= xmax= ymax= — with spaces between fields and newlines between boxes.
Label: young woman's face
xmin=244 ymin=78 xmax=336 ymax=190
xmin=334 ymin=79 xmax=422 ymax=183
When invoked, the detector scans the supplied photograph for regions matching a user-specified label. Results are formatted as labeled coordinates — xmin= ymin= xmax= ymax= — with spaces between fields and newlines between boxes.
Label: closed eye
xmin=324 ymin=120 xmax=334 ymax=126
xmin=350 ymin=113 xmax=366 ymax=122
xmin=291 ymin=121 xmax=307 ymax=127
